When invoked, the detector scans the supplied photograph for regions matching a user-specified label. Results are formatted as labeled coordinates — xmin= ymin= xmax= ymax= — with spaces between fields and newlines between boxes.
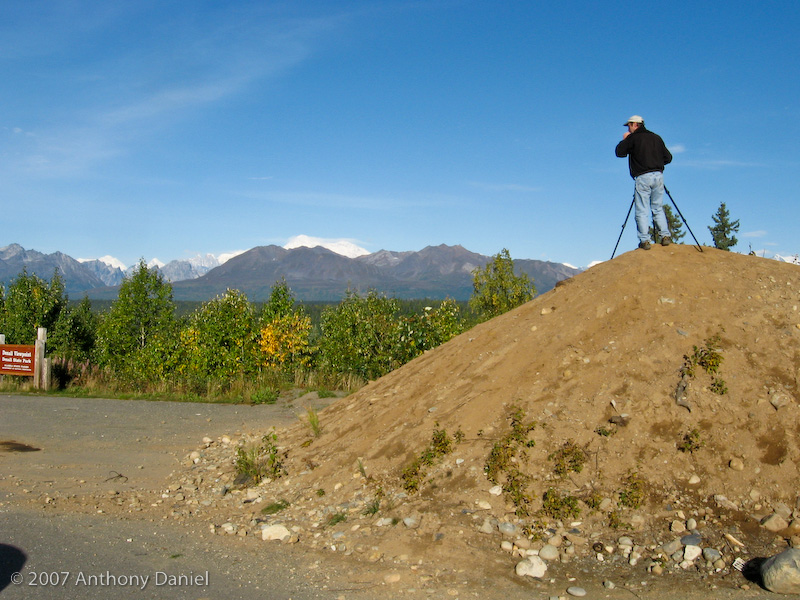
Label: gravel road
xmin=0 ymin=394 xmax=370 ymax=600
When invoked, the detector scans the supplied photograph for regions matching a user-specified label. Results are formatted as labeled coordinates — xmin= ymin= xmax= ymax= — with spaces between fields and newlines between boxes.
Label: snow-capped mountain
xmin=76 ymin=238 xmax=365 ymax=281
xmin=78 ymin=259 xmax=125 ymax=287
xmin=284 ymin=235 xmax=370 ymax=258
xmin=774 ymin=253 xmax=800 ymax=265
xmin=93 ymin=255 xmax=126 ymax=271
xmin=81 ymin=252 xmax=246 ymax=284
xmin=1 ymin=244 xmax=109 ymax=294
xmin=154 ymin=254 xmax=221 ymax=282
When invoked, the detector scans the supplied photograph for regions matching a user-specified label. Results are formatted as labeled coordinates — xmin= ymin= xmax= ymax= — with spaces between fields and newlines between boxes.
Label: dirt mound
xmin=191 ymin=245 xmax=800 ymax=587
xmin=280 ymin=244 xmax=798 ymax=498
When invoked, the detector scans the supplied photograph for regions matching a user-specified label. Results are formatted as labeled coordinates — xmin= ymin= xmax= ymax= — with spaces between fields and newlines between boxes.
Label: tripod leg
xmin=611 ymin=194 xmax=636 ymax=260
xmin=664 ymin=187 xmax=703 ymax=252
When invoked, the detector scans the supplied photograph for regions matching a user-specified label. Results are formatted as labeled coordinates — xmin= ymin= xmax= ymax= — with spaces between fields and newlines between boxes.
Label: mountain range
xmin=0 ymin=243 xmax=580 ymax=302
xmin=0 ymin=244 xmax=226 ymax=295
xmin=3 ymin=242 xmax=796 ymax=303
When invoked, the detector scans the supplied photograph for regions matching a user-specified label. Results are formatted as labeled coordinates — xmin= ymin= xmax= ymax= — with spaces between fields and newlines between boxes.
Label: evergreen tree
xmin=648 ymin=205 xmax=685 ymax=243
xmin=708 ymin=202 xmax=740 ymax=251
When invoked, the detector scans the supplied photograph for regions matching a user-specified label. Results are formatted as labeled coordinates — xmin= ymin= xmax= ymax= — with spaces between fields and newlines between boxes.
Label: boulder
xmin=261 ymin=524 xmax=291 ymax=542
xmin=761 ymin=548 xmax=800 ymax=595
xmin=515 ymin=556 xmax=547 ymax=579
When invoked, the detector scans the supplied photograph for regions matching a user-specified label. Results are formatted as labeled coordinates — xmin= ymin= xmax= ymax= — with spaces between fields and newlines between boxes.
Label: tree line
xmin=0 ymin=250 xmax=535 ymax=400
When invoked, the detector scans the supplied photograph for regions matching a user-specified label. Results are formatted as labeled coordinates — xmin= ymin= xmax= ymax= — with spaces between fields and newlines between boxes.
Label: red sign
xmin=0 ymin=345 xmax=36 ymax=376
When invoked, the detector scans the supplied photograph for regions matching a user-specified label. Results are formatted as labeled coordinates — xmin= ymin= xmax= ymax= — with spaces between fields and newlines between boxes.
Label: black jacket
xmin=615 ymin=127 xmax=672 ymax=178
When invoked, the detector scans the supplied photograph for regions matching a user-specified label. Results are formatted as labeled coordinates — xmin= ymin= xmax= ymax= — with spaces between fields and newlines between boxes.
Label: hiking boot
xmin=661 ymin=236 xmax=671 ymax=246
xmin=638 ymin=241 xmax=651 ymax=250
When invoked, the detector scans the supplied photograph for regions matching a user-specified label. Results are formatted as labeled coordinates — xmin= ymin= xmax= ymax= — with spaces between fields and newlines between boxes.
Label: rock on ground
xmin=761 ymin=548 xmax=800 ymax=595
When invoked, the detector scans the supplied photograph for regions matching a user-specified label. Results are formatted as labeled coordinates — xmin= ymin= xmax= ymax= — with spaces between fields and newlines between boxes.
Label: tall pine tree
xmin=708 ymin=202 xmax=740 ymax=251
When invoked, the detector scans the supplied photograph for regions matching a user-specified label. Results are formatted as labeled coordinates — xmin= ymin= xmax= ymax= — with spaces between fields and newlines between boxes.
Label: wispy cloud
xmin=669 ymin=144 xmax=686 ymax=154
xmin=216 ymin=250 xmax=247 ymax=264
xmin=1 ymin=8 xmax=345 ymax=178
xmin=98 ymin=80 xmax=245 ymax=128
xmin=742 ymin=230 xmax=767 ymax=238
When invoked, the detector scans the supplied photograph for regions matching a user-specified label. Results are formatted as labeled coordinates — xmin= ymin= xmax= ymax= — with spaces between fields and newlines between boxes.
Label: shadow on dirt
xmin=741 ymin=557 xmax=767 ymax=590
xmin=0 ymin=440 xmax=40 ymax=452
xmin=0 ymin=544 xmax=27 ymax=591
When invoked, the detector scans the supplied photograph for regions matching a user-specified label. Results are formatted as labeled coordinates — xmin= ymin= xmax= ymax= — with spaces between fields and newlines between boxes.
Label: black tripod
xmin=664 ymin=186 xmax=703 ymax=252
xmin=611 ymin=187 xmax=703 ymax=259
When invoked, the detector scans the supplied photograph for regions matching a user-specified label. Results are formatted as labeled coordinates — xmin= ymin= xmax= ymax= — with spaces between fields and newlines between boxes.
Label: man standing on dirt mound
xmin=615 ymin=115 xmax=673 ymax=250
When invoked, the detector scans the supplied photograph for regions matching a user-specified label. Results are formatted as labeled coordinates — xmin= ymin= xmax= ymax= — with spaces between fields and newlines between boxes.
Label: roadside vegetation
xmin=0 ymin=250 xmax=534 ymax=403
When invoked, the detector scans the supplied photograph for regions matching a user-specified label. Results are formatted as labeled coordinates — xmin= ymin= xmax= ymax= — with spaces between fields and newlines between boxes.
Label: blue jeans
xmin=634 ymin=171 xmax=670 ymax=243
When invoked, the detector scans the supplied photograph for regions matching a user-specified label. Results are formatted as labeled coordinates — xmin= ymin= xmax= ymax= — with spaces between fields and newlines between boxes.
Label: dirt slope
xmin=190 ymin=245 xmax=800 ymax=588
xmin=278 ymin=244 xmax=798 ymax=499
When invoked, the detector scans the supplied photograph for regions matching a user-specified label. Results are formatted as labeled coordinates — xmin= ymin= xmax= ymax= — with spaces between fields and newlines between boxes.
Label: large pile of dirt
xmin=187 ymin=245 xmax=800 ymax=587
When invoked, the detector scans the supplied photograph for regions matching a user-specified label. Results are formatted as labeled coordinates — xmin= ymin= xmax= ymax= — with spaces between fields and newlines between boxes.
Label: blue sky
xmin=2 ymin=0 xmax=798 ymax=269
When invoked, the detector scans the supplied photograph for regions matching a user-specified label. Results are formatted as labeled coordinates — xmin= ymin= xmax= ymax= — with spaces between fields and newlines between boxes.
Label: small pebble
xmin=681 ymin=533 xmax=702 ymax=546
xmin=729 ymin=457 xmax=745 ymax=471
xmin=539 ymin=544 xmax=560 ymax=561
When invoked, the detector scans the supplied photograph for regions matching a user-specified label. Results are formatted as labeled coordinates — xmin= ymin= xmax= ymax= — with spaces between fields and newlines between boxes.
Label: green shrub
xmin=401 ymin=423 xmax=460 ymax=493
xmin=540 ymin=488 xmax=581 ymax=520
xmin=485 ymin=405 xmax=536 ymax=484
xmin=319 ymin=289 xmax=465 ymax=380
xmin=180 ymin=289 xmax=260 ymax=380
xmin=1 ymin=268 xmax=67 ymax=345
xmin=305 ymin=406 xmax=321 ymax=437
xmin=234 ymin=430 xmax=287 ymax=484
xmin=683 ymin=334 xmax=724 ymax=378
xmin=618 ymin=471 xmax=646 ymax=509
xmin=318 ymin=289 xmax=401 ymax=379
xmin=326 ymin=512 xmax=347 ymax=527
xmin=548 ymin=440 xmax=586 ymax=478
xmin=261 ymin=499 xmax=290 ymax=515
xmin=469 ymin=249 xmax=535 ymax=321
xmin=484 ymin=405 xmax=537 ymax=516
xmin=251 ymin=388 xmax=279 ymax=404
xmin=677 ymin=429 xmax=704 ymax=454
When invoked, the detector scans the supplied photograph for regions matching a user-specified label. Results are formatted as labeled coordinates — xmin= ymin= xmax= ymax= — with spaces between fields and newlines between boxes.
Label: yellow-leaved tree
xmin=258 ymin=279 xmax=312 ymax=370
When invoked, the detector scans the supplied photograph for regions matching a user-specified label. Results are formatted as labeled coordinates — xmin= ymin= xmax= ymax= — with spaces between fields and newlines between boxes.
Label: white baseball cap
xmin=624 ymin=115 xmax=644 ymax=125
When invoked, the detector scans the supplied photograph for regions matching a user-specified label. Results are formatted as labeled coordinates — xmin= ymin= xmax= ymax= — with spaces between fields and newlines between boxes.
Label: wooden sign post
xmin=1 ymin=344 xmax=36 ymax=376
xmin=0 ymin=328 xmax=49 ymax=389
xmin=34 ymin=328 xmax=47 ymax=390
